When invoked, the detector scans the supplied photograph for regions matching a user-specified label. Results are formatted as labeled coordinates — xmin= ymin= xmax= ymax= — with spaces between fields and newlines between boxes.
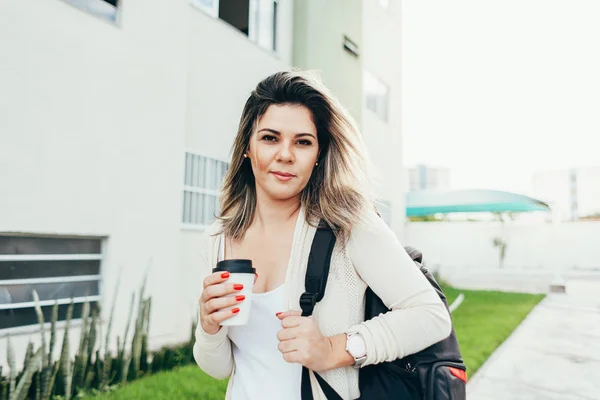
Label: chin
xmin=265 ymin=187 xmax=302 ymax=201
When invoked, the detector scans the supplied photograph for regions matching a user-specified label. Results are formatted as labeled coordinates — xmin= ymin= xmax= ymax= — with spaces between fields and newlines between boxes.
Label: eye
xmin=261 ymin=135 xmax=277 ymax=142
xmin=298 ymin=139 xmax=313 ymax=146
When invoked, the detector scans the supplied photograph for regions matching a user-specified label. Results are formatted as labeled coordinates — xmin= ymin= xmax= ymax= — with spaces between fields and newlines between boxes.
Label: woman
xmin=193 ymin=70 xmax=452 ymax=400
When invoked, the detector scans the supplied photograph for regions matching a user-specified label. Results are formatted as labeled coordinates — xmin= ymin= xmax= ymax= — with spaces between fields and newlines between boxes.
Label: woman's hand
xmin=198 ymin=271 xmax=247 ymax=335
xmin=276 ymin=311 xmax=339 ymax=372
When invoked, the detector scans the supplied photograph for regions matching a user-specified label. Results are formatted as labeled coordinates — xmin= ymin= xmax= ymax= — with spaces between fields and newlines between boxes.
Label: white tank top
xmin=218 ymin=236 xmax=302 ymax=400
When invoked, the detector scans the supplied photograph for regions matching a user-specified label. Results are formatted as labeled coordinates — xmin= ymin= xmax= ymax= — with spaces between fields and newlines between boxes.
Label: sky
xmin=401 ymin=0 xmax=600 ymax=196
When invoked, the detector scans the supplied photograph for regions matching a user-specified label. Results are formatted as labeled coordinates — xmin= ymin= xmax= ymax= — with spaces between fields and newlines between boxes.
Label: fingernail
xmin=232 ymin=308 xmax=240 ymax=314
xmin=236 ymin=295 xmax=246 ymax=301
xmin=221 ymin=272 xmax=230 ymax=279
xmin=276 ymin=312 xmax=283 ymax=317
xmin=234 ymin=284 xmax=244 ymax=291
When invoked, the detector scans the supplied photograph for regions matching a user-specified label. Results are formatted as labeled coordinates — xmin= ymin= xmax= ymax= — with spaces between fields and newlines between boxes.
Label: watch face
xmin=347 ymin=334 xmax=367 ymax=358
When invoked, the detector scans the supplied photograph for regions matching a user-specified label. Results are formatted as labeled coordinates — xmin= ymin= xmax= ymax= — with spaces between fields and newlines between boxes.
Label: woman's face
xmin=246 ymin=104 xmax=320 ymax=202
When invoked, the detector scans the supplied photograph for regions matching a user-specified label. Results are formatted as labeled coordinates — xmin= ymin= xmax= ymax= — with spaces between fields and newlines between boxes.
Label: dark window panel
xmin=0 ymin=281 xmax=100 ymax=305
xmin=0 ymin=302 xmax=98 ymax=330
xmin=0 ymin=260 xmax=100 ymax=280
xmin=219 ymin=0 xmax=250 ymax=36
xmin=0 ymin=236 xmax=101 ymax=255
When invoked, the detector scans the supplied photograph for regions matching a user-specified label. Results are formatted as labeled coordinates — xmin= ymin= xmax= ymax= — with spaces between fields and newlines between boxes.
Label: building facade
xmin=0 ymin=0 xmax=403 ymax=363
xmin=532 ymin=166 xmax=600 ymax=222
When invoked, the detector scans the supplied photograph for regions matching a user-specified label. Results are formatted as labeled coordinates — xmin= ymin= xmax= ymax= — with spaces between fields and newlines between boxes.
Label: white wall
xmin=184 ymin=7 xmax=291 ymax=161
xmin=362 ymin=0 xmax=404 ymax=239
xmin=405 ymin=221 xmax=600 ymax=293
xmin=179 ymin=6 xmax=291 ymax=332
xmin=293 ymin=0 xmax=363 ymax=124
xmin=0 ymin=0 xmax=292 ymax=367
xmin=0 ymin=0 xmax=190 ymax=365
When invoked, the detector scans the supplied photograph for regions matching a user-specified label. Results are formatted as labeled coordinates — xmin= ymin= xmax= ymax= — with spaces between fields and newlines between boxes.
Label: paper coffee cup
xmin=213 ymin=259 xmax=255 ymax=326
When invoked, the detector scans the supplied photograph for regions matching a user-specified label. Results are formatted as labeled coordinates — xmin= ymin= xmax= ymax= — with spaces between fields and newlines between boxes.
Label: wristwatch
xmin=345 ymin=331 xmax=367 ymax=368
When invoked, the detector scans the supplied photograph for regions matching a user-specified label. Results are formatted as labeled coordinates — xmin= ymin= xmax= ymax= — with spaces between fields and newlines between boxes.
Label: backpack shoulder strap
xmin=299 ymin=220 xmax=344 ymax=400
xmin=300 ymin=220 xmax=336 ymax=317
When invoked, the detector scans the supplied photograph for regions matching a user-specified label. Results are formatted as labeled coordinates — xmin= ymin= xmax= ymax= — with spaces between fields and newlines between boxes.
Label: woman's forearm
xmin=326 ymin=333 xmax=355 ymax=370
xmin=193 ymin=321 xmax=234 ymax=379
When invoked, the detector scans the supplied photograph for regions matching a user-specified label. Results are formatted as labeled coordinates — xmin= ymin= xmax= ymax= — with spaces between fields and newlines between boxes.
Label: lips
xmin=271 ymin=171 xmax=295 ymax=177
xmin=271 ymin=171 xmax=295 ymax=181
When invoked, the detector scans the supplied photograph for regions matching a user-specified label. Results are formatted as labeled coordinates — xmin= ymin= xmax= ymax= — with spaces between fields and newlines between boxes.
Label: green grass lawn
xmin=82 ymin=364 xmax=229 ymax=400
xmin=85 ymin=287 xmax=544 ymax=399
xmin=442 ymin=286 xmax=545 ymax=377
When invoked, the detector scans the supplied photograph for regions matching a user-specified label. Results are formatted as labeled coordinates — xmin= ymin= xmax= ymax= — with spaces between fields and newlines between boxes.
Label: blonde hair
xmin=218 ymin=70 xmax=377 ymax=243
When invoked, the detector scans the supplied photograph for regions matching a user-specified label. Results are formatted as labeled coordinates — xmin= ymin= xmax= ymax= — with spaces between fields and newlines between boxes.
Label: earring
xmin=315 ymin=162 xmax=319 ymax=166
xmin=243 ymin=153 xmax=248 ymax=158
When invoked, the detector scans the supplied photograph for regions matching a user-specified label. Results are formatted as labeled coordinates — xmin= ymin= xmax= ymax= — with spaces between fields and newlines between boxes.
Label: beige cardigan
xmin=193 ymin=208 xmax=452 ymax=399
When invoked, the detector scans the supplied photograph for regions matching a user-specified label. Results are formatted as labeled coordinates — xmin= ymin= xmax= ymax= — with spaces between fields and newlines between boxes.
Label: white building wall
xmin=293 ymin=0 xmax=363 ymax=126
xmin=179 ymin=5 xmax=292 ymax=333
xmin=405 ymin=221 xmax=600 ymax=293
xmin=0 ymin=0 xmax=293 ymax=365
xmin=184 ymin=6 xmax=291 ymax=160
xmin=0 ymin=0 xmax=406 ymax=366
xmin=362 ymin=0 xmax=404 ymax=239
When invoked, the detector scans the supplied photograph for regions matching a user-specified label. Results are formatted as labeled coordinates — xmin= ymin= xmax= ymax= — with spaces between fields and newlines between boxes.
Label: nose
xmin=276 ymin=140 xmax=295 ymax=163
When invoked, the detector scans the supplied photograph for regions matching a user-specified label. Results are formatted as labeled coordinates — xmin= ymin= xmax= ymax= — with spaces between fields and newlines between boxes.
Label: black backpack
xmin=299 ymin=222 xmax=467 ymax=400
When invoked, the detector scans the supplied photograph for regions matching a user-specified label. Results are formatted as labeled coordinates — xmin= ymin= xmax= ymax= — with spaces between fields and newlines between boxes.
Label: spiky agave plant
xmin=129 ymin=272 xmax=148 ymax=381
xmin=119 ymin=293 xmax=135 ymax=385
xmin=82 ymin=305 xmax=100 ymax=390
xmin=59 ymin=302 xmax=75 ymax=400
xmin=31 ymin=292 xmax=61 ymax=400
xmin=42 ymin=302 xmax=60 ymax=400
xmin=101 ymin=269 xmax=122 ymax=390
xmin=6 ymin=337 xmax=16 ymax=399
xmin=10 ymin=347 xmax=42 ymax=400
xmin=72 ymin=298 xmax=90 ymax=389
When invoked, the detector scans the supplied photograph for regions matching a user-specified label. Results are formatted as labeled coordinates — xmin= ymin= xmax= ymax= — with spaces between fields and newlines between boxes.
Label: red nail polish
xmin=232 ymin=308 xmax=240 ymax=314
xmin=234 ymin=284 xmax=244 ymax=290
xmin=276 ymin=312 xmax=283 ymax=317
xmin=221 ymin=272 xmax=230 ymax=279
xmin=236 ymin=295 xmax=246 ymax=301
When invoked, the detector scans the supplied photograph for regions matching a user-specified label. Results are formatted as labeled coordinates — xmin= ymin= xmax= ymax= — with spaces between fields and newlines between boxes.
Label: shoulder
xmin=348 ymin=207 xmax=390 ymax=244
xmin=343 ymin=207 xmax=402 ymax=266
xmin=199 ymin=219 xmax=223 ymax=251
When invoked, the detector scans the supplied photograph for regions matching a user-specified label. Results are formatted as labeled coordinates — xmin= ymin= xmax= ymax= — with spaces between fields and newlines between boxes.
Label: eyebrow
xmin=257 ymin=128 xmax=316 ymax=140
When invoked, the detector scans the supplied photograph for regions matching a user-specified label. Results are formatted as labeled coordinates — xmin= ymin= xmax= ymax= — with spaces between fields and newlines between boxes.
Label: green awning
xmin=406 ymin=189 xmax=550 ymax=217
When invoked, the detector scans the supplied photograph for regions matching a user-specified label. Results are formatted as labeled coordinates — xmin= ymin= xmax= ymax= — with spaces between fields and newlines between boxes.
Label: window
xmin=61 ymin=0 xmax=120 ymax=23
xmin=191 ymin=0 xmax=219 ymax=17
xmin=219 ymin=0 xmax=251 ymax=35
xmin=364 ymin=71 xmax=389 ymax=122
xmin=272 ymin=0 xmax=278 ymax=52
xmin=191 ymin=0 xmax=279 ymax=53
xmin=182 ymin=152 xmax=230 ymax=228
xmin=249 ymin=0 xmax=279 ymax=52
xmin=0 ymin=235 xmax=102 ymax=330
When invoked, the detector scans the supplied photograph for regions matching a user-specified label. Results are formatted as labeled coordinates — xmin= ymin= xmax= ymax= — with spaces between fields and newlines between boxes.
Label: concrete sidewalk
xmin=467 ymin=279 xmax=600 ymax=400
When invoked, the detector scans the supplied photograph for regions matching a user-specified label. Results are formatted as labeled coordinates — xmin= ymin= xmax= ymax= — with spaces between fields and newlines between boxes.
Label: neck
xmin=253 ymin=190 xmax=301 ymax=233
